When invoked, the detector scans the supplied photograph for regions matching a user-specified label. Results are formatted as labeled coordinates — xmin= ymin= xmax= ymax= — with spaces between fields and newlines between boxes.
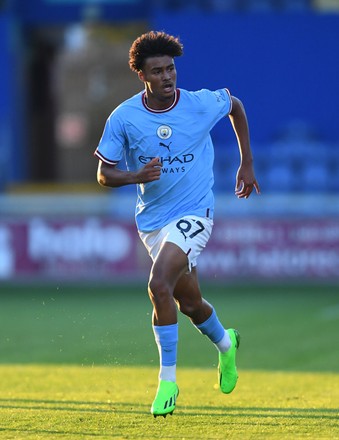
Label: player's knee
xmin=148 ymin=276 xmax=171 ymax=304
xmin=177 ymin=297 xmax=201 ymax=318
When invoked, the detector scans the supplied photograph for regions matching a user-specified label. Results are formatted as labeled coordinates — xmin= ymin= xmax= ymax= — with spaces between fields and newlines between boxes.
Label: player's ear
xmin=138 ymin=70 xmax=145 ymax=82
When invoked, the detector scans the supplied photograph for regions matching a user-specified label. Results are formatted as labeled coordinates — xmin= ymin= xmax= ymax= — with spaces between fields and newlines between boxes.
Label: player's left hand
xmin=235 ymin=162 xmax=261 ymax=199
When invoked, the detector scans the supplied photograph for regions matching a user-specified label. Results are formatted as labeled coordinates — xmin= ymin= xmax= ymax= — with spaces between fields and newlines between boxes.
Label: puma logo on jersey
xmin=159 ymin=141 xmax=172 ymax=152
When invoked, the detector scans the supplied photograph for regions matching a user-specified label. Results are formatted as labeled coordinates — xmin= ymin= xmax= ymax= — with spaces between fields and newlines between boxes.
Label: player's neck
xmin=144 ymin=91 xmax=176 ymax=111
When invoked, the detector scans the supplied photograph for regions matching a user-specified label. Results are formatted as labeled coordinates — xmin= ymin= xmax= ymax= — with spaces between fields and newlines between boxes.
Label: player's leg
xmin=173 ymin=268 xmax=240 ymax=394
xmin=147 ymin=241 xmax=188 ymax=417
xmin=173 ymin=268 xmax=230 ymax=348
xmin=148 ymin=241 xmax=188 ymax=325
xmin=173 ymin=267 xmax=212 ymax=324
xmin=148 ymin=241 xmax=188 ymax=385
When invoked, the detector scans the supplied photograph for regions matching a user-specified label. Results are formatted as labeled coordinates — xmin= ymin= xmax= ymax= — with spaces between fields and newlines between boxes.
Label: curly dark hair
xmin=129 ymin=31 xmax=183 ymax=72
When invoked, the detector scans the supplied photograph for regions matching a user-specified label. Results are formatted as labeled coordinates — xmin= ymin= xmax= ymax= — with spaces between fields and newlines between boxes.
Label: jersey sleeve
xmin=94 ymin=114 xmax=125 ymax=165
xmin=191 ymin=87 xmax=232 ymax=128
xmin=208 ymin=87 xmax=232 ymax=116
xmin=221 ymin=88 xmax=232 ymax=115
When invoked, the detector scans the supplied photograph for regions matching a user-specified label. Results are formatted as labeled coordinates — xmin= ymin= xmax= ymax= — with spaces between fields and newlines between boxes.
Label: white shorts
xmin=139 ymin=216 xmax=213 ymax=271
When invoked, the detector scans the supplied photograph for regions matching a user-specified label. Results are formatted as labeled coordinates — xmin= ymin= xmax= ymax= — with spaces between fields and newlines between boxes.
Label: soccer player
xmin=94 ymin=31 xmax=260 ymax=417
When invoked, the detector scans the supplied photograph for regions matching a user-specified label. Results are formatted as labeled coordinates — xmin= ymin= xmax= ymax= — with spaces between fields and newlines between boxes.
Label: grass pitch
xmin=0 ymin=282 xmax=338 ymax=371
xmin=0 ymin=282 xmax=338 ymax=439
xmin=0 ymin=365 xmax=338 ymax=439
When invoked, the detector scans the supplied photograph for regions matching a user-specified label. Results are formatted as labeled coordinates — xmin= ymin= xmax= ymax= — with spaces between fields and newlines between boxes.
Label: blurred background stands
xmin=0 ymin=0 xmax=338 ymax=202
xmin=154 ymin=0 xmax=312 ymax=11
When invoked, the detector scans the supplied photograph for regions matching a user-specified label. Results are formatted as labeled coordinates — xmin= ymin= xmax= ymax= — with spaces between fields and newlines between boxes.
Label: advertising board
xmin=1 ymin=217 xmax=338 ymax=281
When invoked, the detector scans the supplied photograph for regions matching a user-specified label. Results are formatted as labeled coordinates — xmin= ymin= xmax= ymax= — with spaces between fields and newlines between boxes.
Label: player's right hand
xmin=137 ymin=157 xmax=162 ymax=183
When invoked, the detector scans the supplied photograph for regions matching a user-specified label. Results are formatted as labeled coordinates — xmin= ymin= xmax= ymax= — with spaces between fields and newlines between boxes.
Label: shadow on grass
xmin=0 ymin=428 xmax=113 ymax=438
xmin=0 ymin=398 xmax=338 ymax=421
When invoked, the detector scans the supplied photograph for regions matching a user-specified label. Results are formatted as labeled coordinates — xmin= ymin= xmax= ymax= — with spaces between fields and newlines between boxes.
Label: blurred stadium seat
xmin=301 ymin=162 xmax=330 ymax=192
xmin=264 ymin=162 xmax=297 ymax=192
xmin=156 ymin=0 xmax=312 ymax=11
xmin=214 ymin=136 xmax=339 ymax=194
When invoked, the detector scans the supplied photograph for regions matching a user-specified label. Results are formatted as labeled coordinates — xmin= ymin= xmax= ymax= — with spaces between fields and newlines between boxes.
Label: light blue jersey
xmin=95 ymin=88 xmax=232 ymax=232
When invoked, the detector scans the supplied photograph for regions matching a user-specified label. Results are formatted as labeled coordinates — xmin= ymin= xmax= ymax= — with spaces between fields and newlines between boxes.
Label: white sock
xmin=214 ymin=329 xmax=232 ymax=354
xmin=159 ymin=365 xmax=176 ymax=382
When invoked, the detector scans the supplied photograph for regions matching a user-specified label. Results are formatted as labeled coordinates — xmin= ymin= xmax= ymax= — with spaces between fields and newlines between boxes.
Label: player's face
xmin=138 ymin=55 xmax=177 ymax=109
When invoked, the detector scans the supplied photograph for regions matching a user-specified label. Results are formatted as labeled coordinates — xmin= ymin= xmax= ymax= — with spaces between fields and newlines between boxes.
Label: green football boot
xmin=151 ymin=380 xmax=179 ymax=418
xmin=218 ymin=328 xmax=240 ymax=394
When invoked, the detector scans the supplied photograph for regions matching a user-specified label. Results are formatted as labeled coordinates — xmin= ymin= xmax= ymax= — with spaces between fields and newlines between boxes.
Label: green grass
xmin=0 ymin=282 xmax=338 ymax=439
xmin=0 ymin=283 xmax=338 ymax=371
xmin=0 ymin=365 xmax=338 ymax=439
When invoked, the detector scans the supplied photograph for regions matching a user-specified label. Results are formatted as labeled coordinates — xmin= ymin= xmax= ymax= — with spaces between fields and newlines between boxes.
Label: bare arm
xmin=97 ymin=157 xmax=162 ymax=188
xmin=229 ymin=96 xmax=260 ymax=198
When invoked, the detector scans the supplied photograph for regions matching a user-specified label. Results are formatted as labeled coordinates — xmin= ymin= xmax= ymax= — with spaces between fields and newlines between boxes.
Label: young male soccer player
xmin=94 ymin=31 xmax=260 ymax=417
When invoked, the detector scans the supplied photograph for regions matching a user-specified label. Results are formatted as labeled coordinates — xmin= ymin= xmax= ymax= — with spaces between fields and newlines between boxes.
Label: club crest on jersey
xmin=157 ymin=125 xmax=172 ymax=140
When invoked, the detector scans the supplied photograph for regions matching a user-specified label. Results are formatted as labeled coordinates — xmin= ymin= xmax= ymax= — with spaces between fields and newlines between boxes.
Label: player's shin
xmin=151 ymin=323 xmax=179 ymax=416
xmin=153 ymin=323 xmax=178 ymax=382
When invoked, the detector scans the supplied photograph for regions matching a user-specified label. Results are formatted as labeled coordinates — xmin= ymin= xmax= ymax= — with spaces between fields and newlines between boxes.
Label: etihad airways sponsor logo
xmin=139 ymin=153 xmax=194 ymax=174
xmin=138 ymin=154 xmax=194 ymax=165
